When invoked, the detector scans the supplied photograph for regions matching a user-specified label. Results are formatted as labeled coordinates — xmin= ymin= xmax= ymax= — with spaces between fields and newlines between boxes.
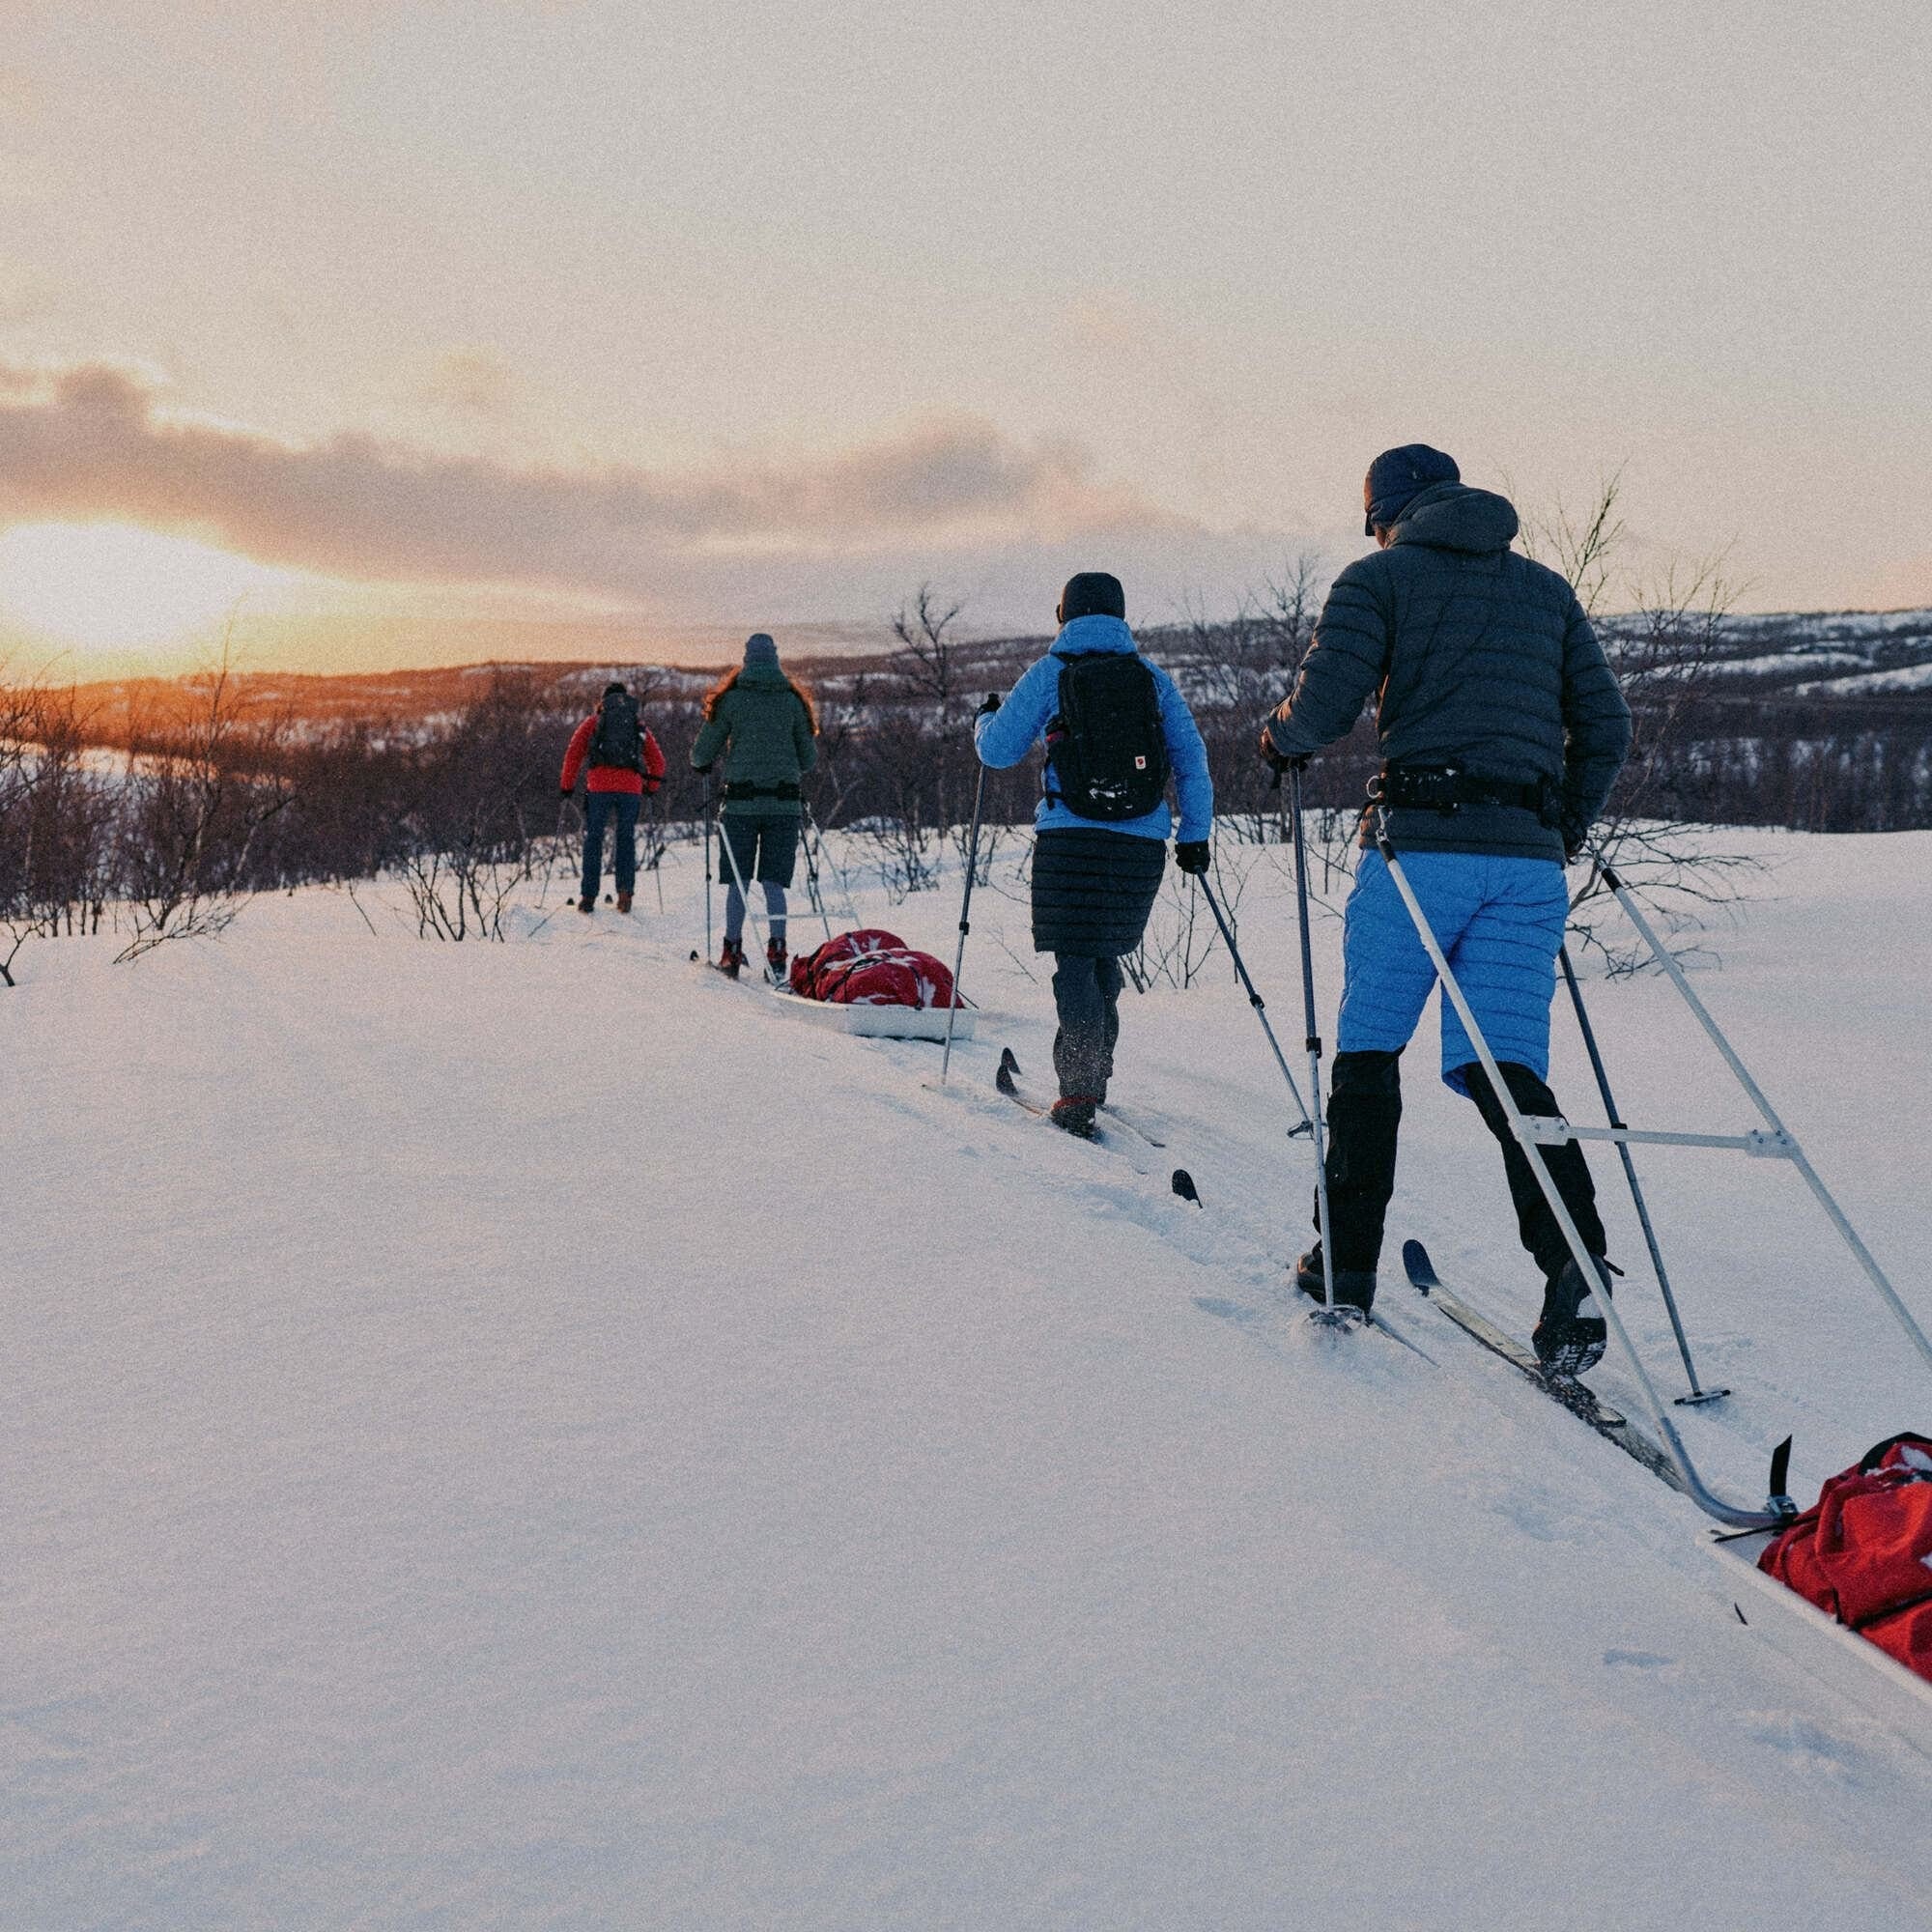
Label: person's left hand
xmin=1258 ymin=726 xmax=1292 ymax=773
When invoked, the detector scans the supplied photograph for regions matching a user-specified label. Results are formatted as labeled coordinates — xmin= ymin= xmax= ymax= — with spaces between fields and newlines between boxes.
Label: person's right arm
xmin=791 ymin=696 xmax=819 ymax=776
xmin=973 ymin=657 xmax=1057 ymax=768
xmin=1557 ymin=591 xmax=1633 ymax=855
xmin=1261 ymin=560 xmax=1391 ymax=760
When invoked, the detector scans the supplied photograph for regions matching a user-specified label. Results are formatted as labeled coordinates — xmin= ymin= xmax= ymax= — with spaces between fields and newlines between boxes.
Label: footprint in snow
xmin=1603 ymin=1648 xmax=1677 ymax=1673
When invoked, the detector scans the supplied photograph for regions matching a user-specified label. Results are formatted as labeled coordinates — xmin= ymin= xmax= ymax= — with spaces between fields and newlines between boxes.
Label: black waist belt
xmin=724 ymin=781 xmax=801 ymax=802
xmin=1373 ymin=763 xmax=1559 ymax=823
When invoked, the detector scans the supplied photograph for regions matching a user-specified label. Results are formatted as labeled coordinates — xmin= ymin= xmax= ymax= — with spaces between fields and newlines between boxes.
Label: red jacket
xmin=561 ymin=715 xmax=667 ymax=796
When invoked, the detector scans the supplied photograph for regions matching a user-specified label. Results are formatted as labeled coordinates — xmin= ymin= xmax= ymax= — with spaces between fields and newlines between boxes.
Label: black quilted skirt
xmin=1031 ymin=828 xmax=1166 ymax=957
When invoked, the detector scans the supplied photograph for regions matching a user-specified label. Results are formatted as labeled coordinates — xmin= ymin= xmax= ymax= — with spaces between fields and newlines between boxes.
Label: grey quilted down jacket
xmin=1262 ymin=482 xmax=1632 ymax=860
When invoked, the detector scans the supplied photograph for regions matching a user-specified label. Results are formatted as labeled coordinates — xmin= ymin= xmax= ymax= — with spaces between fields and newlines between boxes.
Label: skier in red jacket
xmin=559 ymin=682 xmax=667 ymax=914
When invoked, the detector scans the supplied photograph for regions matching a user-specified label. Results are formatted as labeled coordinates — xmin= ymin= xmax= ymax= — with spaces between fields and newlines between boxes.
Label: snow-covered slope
xmin=6 ymin=833 xmax=1931 ymax=1929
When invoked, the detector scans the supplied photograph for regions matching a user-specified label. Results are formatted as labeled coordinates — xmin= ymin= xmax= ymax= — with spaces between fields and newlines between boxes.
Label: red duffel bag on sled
xmin=1759 ymin=1433 xmax=1932 ymax=1682
xmin=788 ymin=929 xmax=961 ymax=1009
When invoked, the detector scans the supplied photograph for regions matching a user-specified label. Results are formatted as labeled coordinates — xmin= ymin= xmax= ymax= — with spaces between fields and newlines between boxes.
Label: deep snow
xmin=6 ymin=829 xmax=1931 ymax=1930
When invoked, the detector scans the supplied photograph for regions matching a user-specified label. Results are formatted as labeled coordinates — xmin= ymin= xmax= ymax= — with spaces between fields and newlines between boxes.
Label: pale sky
xmin=2 ymin=1 xmax=1929 ymax=671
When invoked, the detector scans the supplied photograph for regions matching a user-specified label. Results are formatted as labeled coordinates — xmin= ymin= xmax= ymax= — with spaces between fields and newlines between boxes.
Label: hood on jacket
xmin=1050 ymin=613 xmax=1137 ymax=658
xmin=1391 ymin=481 xmax=1520 ymax=556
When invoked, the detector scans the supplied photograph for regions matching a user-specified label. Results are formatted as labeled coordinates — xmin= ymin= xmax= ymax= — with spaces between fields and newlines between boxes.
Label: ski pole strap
xmin=1374 ymin=763 xmax=1558 ymax=824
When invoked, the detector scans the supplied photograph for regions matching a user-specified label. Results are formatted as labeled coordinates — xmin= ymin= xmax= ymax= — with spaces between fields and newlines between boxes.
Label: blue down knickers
xmin=1321 ymin=848 xmax=1605 ymax=1279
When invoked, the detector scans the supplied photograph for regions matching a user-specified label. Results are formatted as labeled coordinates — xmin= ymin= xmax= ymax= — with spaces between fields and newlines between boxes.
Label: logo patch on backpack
xmin=1045 ymin=654 xmax=1171 ymax=822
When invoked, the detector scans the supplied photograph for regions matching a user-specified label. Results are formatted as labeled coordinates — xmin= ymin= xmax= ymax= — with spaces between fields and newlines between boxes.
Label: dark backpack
xmin=589 ymin=690 xmax=644 ymax=772
xmin=1045 ymin=653 xmax=1170 ymax=821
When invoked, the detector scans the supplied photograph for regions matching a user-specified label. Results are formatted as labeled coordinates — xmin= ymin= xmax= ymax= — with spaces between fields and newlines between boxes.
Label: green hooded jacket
xmin=691 ymin=667 xmax=819 ymax=818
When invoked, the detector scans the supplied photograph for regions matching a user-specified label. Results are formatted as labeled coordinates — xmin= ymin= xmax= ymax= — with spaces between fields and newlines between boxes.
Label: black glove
xmin=695 ymin=761 xmax=714 ymax=777
xmin=977 ymin=693 xmax=1002 ymax=717
xmin=1176 ymin=839 xmax=1211 ymax=877
xmin=1258 ymin=726 xmax=1292 ymax=773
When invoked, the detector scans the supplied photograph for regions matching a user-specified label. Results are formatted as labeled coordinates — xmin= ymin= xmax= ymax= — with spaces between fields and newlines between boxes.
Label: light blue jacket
xmin=973 ymin=614 xmax=1213 ymax=843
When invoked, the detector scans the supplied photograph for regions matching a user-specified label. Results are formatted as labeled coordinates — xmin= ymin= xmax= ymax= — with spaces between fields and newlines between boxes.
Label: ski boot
xmin=616 ymin=891 xmax=633 ymax=914
xmin=766 ymin=937 xmax=787 ymax=980
xmin=577 ymin=895 xmax=595 ymax=915
xmin=1049 ymin=1095 xmax=1099 ymax=1139
xmin=1534 ymin=1254 xmax=1612 ymax=1377
xmin=1293 ymin=1245 xmax=1377 ymax=1317
xmin=718 ymin=938 xmax=747 ymax=980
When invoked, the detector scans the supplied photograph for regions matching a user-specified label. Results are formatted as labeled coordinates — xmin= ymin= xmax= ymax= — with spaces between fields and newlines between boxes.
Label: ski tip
xmin=994 ymin=1059 xmax=1020 ymax=1098
xmin=688 ymin=950 xmax=699 ymax=962
xmin=1401 ymin=1237 xmax=1435 ymax=1286
xmin=998 ymin=1045 xmax=1020 ymax=1077
xmin=1171 ymin=1168 xmax=1200 ymax=1207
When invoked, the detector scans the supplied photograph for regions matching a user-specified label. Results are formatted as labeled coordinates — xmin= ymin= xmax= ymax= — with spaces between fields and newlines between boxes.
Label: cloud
xmin=418 ymin=345 xmax=521 ymax=421
xmin=0 ymin=360 xmax=1183 ymax=613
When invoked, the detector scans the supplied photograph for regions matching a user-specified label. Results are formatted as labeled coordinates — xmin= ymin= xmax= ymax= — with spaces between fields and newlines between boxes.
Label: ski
xmin=994 ymin=1049 xmax=1198 ymax=1207
xmin=1403 ymin=1239 xmax=1685 ymax=1495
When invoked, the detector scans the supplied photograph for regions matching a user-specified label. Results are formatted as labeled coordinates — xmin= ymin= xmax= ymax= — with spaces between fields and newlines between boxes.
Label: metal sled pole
xmin=801 ymin=804 xmax=836 ymax=946
xmin=1375 ymin=820 xmax=1781 ymax=1529
xmin=1586 ymin=849 xmax=1932 ymax=1380
xmin=1195 ymin=876 xmax=1314 ymax=1135
xmin=1289 ymin=765 xmax=1338 ymax=1312
xmin=716 ymin=801 xmax=781 ymax=980
xmin=937 ymin=760 xmax=989 ymax=1087
xmin=1558 ymin=945 xmax=1726 ymax=1406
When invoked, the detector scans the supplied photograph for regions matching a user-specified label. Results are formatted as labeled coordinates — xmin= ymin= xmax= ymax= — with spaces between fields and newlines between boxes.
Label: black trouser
xmin=1051 ymin=954 xmax=1124 ymax=1102
xmin=1319 ymin=1048 xmax=1605 ymax=1279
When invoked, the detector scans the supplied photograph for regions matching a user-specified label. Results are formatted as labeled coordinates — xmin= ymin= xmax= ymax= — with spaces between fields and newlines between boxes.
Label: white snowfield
xmin=7 ymin=830 xmax=1932 ymax=1930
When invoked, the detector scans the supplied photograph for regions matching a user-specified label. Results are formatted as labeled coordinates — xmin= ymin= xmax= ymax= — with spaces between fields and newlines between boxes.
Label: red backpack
xmin=1758 ymin=1433 xmax=1932 ymax=1679
xmin=787 ymin=929 xmax=960 ymax=1010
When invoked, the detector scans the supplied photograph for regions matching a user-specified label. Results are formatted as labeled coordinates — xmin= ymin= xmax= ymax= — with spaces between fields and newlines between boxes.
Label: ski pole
xmin=1558 ymin=944 xmax=1725 ymax=1406
xmin=1194 ymin=874 xmax=1313 ymax=1134
xmin=937 ymin=756 xmax=988 ymax=1087
xmin=1289 ymin=763 xmax=1338 ymax=1312
xmin=702 ymin=774 xmax=714 ymax=959
xmin=650 ymin=787 xmax=666 ymax=914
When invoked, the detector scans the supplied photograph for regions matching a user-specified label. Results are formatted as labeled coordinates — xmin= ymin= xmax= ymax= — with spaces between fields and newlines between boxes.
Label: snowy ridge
xmin=6 ymin=830 xmax=1932 ymax=1927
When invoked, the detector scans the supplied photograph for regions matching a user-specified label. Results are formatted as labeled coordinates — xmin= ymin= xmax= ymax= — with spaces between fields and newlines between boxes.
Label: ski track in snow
xmin=5 ymin=830 xmax=1932 ymax=1929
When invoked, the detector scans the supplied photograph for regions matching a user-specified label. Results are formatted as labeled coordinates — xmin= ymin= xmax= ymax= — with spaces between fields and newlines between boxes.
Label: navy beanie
xmin=1058 ymin=571 xmax=1126 ymax=623
xmin=743 ymin=632 xmax=780 ymax=669
xmin=1364 ymin=444 xmax=1460 ymax=535
xmin=603 ymin=680 xmax=627 ymax=696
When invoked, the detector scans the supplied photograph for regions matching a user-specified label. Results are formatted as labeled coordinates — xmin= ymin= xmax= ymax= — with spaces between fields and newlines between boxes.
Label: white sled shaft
xmin=1376 ymin=826 xmax=1779 ymax=1529
xmin=1589 ymin=850 xmax=1932 ymax=1382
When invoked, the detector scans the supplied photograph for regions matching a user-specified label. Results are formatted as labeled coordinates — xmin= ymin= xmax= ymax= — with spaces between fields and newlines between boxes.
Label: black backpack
xmin=1045 ymin=653 xmax=1171 ymax=821
xmin=589 ymin=690 xmax=644 ymax=772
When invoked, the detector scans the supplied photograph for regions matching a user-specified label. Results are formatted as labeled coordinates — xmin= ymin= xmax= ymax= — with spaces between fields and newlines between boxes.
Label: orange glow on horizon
xmin=0 ymin=522 xmax=301 ymax=654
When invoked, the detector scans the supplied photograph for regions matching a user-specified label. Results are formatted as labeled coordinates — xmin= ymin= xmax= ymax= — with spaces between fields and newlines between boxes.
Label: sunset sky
xmin=2 ymin=2 xmax=1929 ymax=673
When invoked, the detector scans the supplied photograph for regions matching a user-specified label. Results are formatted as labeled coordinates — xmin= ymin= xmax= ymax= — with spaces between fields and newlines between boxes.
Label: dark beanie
xmin=1058 ymin=571 xmax=1126 ymax=624
xmin=603 ymin=680 xmax=627 ymax=696
xmin=743 ymin=632 xmax=780 ymax=669
xmin=1364 ymin=444 xmax=1460 ymax=535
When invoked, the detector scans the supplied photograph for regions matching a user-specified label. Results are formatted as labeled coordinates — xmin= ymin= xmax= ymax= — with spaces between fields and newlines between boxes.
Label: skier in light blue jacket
xmin=976 ymin=571 xmax=1213 ymax=1136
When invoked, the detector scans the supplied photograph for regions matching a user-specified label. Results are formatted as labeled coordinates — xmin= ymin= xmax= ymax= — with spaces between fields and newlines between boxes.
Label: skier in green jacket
xmin=691 ymin=633 xmax=819 ymax=979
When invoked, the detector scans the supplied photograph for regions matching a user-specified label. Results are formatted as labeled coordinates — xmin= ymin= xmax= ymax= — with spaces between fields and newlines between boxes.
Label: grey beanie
xmin=743 ymin=632 xmax=780 ymax=669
